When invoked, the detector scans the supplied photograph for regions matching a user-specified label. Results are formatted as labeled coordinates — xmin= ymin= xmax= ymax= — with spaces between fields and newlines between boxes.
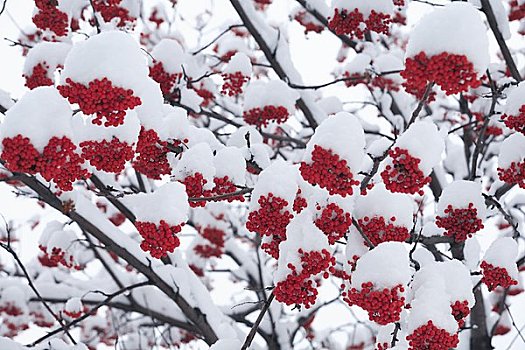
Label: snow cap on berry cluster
xmin=436 ymin=180 xmax=486 ymax=219
xmin=274 ymin=210 xmax=332 ymax=283
xmin=173 ymin=142 xmax=216 ymax=189
xmin=64 ymin=297 xmax=83 ymax=315
xmin=150 ymin=39 xmax=186 ymax=75
xmin=331 ymin=0 xmax=394 ymax=17
xmin=124 ymin=182 xmax=189 ymax=226
xmin=72 ymin=110 xmax=141 ymax=145
xmin=250 ymin=160 xmax=299 ymax=212
xmin=499 ymin=133 xmax=525 ymax=169
xmin=303 ymin=111 xmax=366 ymax=171
xmin=503 ymin=82 xmax=525 ymax=118
xmin=223 ymin=52 xmax=252 ymax=76
xmin=405 ymin=2 xmax=489 ymax=74
xmin=483 ymin=237 xmax=519 ymax=280
xmin=354 ymin=184 xmax=415 ymax=229
xmin=410 ymin=260 xmax=474 ymax=307
xmin=351 ymin=242 xmax=411 ymax=290
xmin=213 ymin=147 xmax=247 ymax=186
xmin=23 ymin=41 xmax=71 ymax=76
xmin=0 ymin=87 xmax=73 ymax=152
xmin=394 ymin=120 xmax=444 ymax=176
xmin=243 ymin=80 xmax=300 ymax=115
xmin=343 ymin=53 xmax=372 ymax=77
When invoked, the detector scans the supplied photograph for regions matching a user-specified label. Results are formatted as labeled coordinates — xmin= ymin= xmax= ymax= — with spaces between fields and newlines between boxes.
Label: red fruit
xmin=381 ymin=147 xmax=430 ymax=195
xmin=135 ymin=220 xmax=184 ymax=259
xmin=435 ymin=203 xmax=484 ymax=242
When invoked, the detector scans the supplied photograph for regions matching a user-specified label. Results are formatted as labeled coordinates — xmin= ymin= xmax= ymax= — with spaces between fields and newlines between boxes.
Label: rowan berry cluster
xmin=181 ymin=172 xmax=209 ymax=208
xmin=380 ymin=147 xmax=429 ymax=195
xmin=314 ymin=203 xmax=352 ymax=244
xmin=402 ymin=52 xmax=481 ymax=100
xmin=24 ymin=62 xmax=54 ymax=89
xmin=481 ymin=261 xmax=518 ymax=291
xmin=38 ymin=245 xmax=82 ymax=270
xmin=329 ymin=9 xmax=391 ymax=39
xmin=300 ymin=145 xmax=360 ymax=196
xmin=292 ymin=190 xmax=308 ymax=214
xmin=293 ymin=10 xmax=324 ymax=34
xmin=33 ymin=0 xmax=68 ymax=37
xmin=246 ymin=193 xmax=294 ymax=258
xmin=358 ymin=216 xmax=409 ymax=246
xmin=133 ymin=128 xmax=171 ymax=179
xmin=509 ymin=0 xmax=525 ymax=21
xmin=149 ymin=8 xmax=165 ymax=27
xmin=435 ymin=203 xmax=483 ymax=242
xmin=274 ymin=248 xmax=335 ymax=308
xmin=80 ymin=137 xmax=134 ymax=173
xmin=406 ymin=320 xmax=459 ymax=350
xmin=343 ymin=283 xmax=405 ymax=325
xmin=502 ymin=105 xmax=525 ymax=135
xmin=195 ymin=88 xmax=215 ymax=107
xmin=149 ymin=61 xmax=182 ymax=96
xmin=498 ymin=161 xmax=525 ymax=188
xmin=343 ymin=72 xmax=368 ymax=87
xmin=211 ymin=176 xmax=245 ymax=202
xmin=450 ymin=300 xmax=470 ymax=328
xmin=221 ymin=72 xmax=249 ymax=96
xmin=194 ymin=226 xmax=226 ymax=258
xmin=58 ymin=78 xmax=142 ymax=127
xmin=135 ymin=220 xmax=183 ymax=259
xmin=92 ymin=0 xmax=136 ymax=27
xmin=243 ymin=105 xmax=290 ymax=127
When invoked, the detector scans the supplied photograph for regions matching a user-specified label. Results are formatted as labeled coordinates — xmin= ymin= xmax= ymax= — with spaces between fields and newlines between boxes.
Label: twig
xmin=240 ymin=292 xmax=275 ymax=350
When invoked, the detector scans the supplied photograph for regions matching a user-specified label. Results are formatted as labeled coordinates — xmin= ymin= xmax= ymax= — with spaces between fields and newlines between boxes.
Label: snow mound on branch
xmin=150 ymin=39 xmax=186 ymax=74
xmin=213 ymin=147 xmax=246 ymax=185
xmin=124 ymin=182 xmax=189 ymax=226
xmin=344 ymin=53 xmax=372 ymax=75
xmin=436 ymin=180 xmax=486 ymax=218
xmin=23 ymin=41 xmax=71 ymax=75
xmin=396 ymin=120 xmax=444 ymax=175
xmin=227 ymin=126 xmax=264 ymax=147
xmin=173 ymin=142 xmax=216 ymax=188
xmin=223 ymin=52 xmax=252 ymax=75
xmin=244 ymin=80 xmax=300 ymax=113
xmin=303 ymin=111 xmax=366 ymax=170
xmin=275 ymin=210 xmax=331 ymax=282
xmin=250 ymin=160 xmax=299 ymax=211
xmin=354 ymin=184 xmax=415 ymax=228
xmin=421 ymin=221 xmax=444 ymax=238
xmin=499 ymin=133 xmax=525 ymax=168
xmin=406 ymin=2 xmax=490 ymax=74
xmin=72 ymin=111 xmax=140 ymax=144
xmin=483 ymin=237 xmax=519 ymax=280
xmin=504 ymin=82 xmax=525 ymax=116
xmin=351 ymin=242 xmax=411 ymax=290
xmin=332 ymin=0 xmax=394 ymax=16
xmin=0 ymin=87 xmax=72 ymax=151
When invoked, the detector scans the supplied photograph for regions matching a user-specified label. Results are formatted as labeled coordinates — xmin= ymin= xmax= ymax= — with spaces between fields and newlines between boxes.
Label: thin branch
xmin=240 ymin=291 xmax=275 ymax=350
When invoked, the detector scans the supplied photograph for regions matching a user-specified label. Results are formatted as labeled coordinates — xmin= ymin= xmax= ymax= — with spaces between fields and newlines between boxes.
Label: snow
xmin=303 ymin=111 xmax=366 ymax=172
xmin=243 ymin=80 xmax=300 ymax=113
xmin=395 ymin=120 xmax=445 ymax=175
xmin=150 ymin=39 xmax=186 ymax=74
xmin=213 ymin=147 xmax=246 ymax=185
xmin=469 ymin=0 xmax=511 ymax=40
xmin=344 ymin=54 xmax=372 ymax=75
xmin=483 ymin=237 xmax=519 ymax=280
xmin=406 ymin=2 xmax=490 ymax=74
xmin=504 ymin=81 xmax=525 ymax=116
xmin=351 ymin=242 xmax=411 ymax=290
xmin=72 ymin=110 xmax=141 ymax=144
xmin=210 ymin=339 xmax=242 ymax=349
xmin=65 ymin=297 xmax=83 ymax=313
xmin=354 ymin=184 xmax=415 ymax=228
xmin=250 ymin=160 xmax=299 ymax=211
xmin=464 ymin=236 xmax=481 ymax=270
xmin=331 ymin=0 xmax=394 ymax=17
xmin=223 ymin=52 xmax=252 ymax=76
xmin=0 ymin=87 xmax=73 ymax=151
xmin=421 ymin=221 xmax=444 ymax=238
xmin=173 ymin=142 xmax=216 ymax=189
xmin=180 ymin=86 xmax=204 ymax=112
xmin=124 ymin=182 xmax=189 ymax=226
xmin=227 ymin=125 xmax=264 ymax=147
xmin=499 ymin=133 xmax=525 ymax=168
xmin=23 ymin=41 xmax=71 ymax=75
xmin=436 ymin=180 xmax=486 ymax=219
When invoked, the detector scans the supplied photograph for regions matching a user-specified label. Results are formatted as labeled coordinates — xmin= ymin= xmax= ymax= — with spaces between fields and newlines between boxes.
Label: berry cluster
xmin=402 ymin=52 xmax=481 ymax=99
xmin=58 ymin=78 xmax=142 ymax=127
xmin=358 ymin=216 xmax=409 ymax=246
xmin=24 ymin=62 xmax=54 ymax=89
xmin=509 ymin=0 xmax=525 ymax=21
xmin=243 ymin=105 xmax=290 ymax=127
xmin=221 ymin=72 xmax=249 ymax=96
xmin=149 ymin=61 xmax=182 ymax=96
xmin=135 ymin=220 xmax=183 ymax=259
xmin=194 ymin=226 xmax=225 ymax=258
xmin=292 ymin=190 xmax=308 ymax=214
xmin=314 ymin=203 xmax=352 ymax=244
xmin=246 ymin=193 xmax=293 ymax=258
xmin=451 ymin=300 xmax=470 ymax=328
xmin=133 ymin=128 xmax=172 ymax=179
xmin=328 ymin=8 xmax=391 ymax=39
xmin=435 ymin=203 xmax=483 ymax=242
xmin=406 ymin=320 xmax=459 ymax=350
xmin=195 ymin=87 xmax=215 ymax=107
xmin=92 ymin=0 xmax=136 ymax=27
xmin=210 ymin=176 xmax=245 ymax=202
xmin=502 ymin=105 xmax=525 ymax=134
xmin=33 ymin=0 xmax=68 ymax=37
xmin=294 ymin=10 xmax=324 ymax=34
xmin=0 ymin=303 xmax=23 ymax=317
xmin=372 ymin=76 xmax=400 ymax=92
xmin=38 ymin=244 xmax=82 ymax=270
xmin=481 ymin=261 xmax=518 ymax=291
xmin=1 ymin=135 xmax=87 ymax=191
xmin=343 ymin=72 xmax=368 ymax=87
xmin=149 ymin=8 xmax=165 ymax=27
xmin=474 ymin=112 xmax=503 ymax=136
xmin=343 ymin=283 xmax=405 ymax=325
xmin=80 ymin=137 xmax=134 ymax=173
xmin=380 ymin=147 xmax=430 ymax=195
xmin=300 ymin=145 xmax=360 ymax=197
xmin=182 ymin=172 xmax=209 ymax=208
xmin=274 ymin=248 xmax=335 ymax=308
xmin=254 ymin=0 xmax=272 ymax=10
